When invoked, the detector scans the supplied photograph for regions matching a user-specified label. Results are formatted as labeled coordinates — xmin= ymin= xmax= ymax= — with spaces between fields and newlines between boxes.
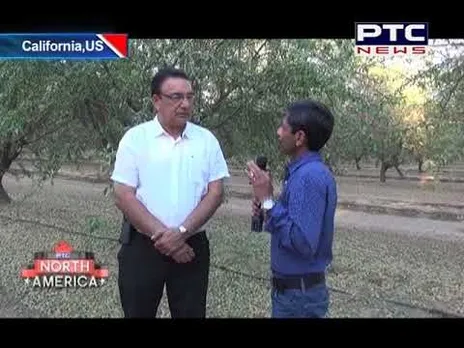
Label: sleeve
xmin=110 ymin=130 xmax=139 ymax=188
xmin=207 ymin=135 xmax=230 ymax=183
xmin=264 ymin=173 xmax=327 ymax=258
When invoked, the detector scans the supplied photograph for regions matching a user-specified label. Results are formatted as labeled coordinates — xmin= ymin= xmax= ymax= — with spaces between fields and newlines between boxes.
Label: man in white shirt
xmin=111 ymin=67 xmax=230 ymax=318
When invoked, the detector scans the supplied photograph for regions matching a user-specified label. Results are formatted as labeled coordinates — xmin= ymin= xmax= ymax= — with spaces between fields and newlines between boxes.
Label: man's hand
xmin=154 ymin=228 xmax=187 ymax=257
xmin=246 ymin=161 xmax=273 ymax=202
xmin=151 ymin=228 xmax=195 ymax=263
xmin=149 ymin=226 xmax=166 ymax=245
xmin=170 ymin=243 xmax=195 ymax=263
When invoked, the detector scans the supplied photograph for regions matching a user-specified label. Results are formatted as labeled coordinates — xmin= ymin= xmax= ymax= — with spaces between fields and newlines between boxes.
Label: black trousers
xmin=117 ymin=227 xmax=210 ymax=318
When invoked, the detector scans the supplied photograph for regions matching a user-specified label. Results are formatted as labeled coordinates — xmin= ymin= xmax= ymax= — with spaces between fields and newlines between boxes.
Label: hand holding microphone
xmin=247 ymin=156 xmax=274 ymax=232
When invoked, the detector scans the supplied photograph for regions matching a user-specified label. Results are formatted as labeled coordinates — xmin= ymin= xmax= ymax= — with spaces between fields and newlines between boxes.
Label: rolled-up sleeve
xmin=110 ymin=131 xmax=139 ymax=188
xmin=207 ymin=136 xmax=230 ymax=183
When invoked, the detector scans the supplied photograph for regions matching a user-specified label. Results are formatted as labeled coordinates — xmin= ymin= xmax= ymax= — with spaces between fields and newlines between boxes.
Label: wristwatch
xmin=262 ymin=197 xmax=275 ymax=210
xmin=178 ymin=225 xmax=188 ymax=234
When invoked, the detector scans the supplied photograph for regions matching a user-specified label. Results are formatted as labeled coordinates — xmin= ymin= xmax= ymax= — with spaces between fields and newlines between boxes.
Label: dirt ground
xmin=11 ymin=159 xmax=464 ymax=209
xmin=1 ymin=164 xmax=464 ymax=317
xmin=227 ymin=172 xmax=464 ymax=204
xmin=225 ymin=170 xmax=464 ymax=222
xmin=223 ymin=197 xmax=464 ymax=242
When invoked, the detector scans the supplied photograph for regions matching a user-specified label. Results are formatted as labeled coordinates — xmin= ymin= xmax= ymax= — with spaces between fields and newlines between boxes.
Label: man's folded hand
xmin=170 ymin=243 xmax=195 ymax=263
xmin=151 ymin=228 xmax=194 ymax=263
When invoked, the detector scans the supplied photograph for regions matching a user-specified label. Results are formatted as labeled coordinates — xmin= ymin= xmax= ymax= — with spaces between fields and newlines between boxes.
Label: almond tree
xmin=0 ymin=61 xmax=86 ymax=203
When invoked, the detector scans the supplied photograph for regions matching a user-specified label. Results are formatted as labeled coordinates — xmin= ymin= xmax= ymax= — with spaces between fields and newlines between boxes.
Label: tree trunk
xmin=1 ymin=138 xmax=23 ymax=205
xmin=391 ymin=157 xmax=404 ymax=178
xmin=0 ymin=172 xmax=11 ymax=205
xmin=355 ymin=156 xmax=362 ymax=170
xmin=418 ymin=158 xmax=423 ymax=173
xmin=380 ymin=161 xmax=390 ymax=183
xmin=394 ymin=165 xmax=404 ymax=178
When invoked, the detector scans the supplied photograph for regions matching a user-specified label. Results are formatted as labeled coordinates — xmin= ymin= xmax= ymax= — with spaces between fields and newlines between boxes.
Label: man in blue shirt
xmin=247 ymin=99 xmax=337 ymax=318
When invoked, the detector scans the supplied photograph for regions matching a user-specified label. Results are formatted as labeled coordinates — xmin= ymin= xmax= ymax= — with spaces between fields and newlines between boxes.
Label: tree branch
xmin=24 ymin=117 xmax=72 ymax=147
xmin=440 ymin=70 xmax=464 ymax=112
xmin=203 ymin=40 xmax=270 ymax=119
xmin=101 ymin=62 xmax=141 ymax=114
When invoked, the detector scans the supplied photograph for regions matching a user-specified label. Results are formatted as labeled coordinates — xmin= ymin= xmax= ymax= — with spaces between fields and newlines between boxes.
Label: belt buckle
xmin=272 ymin=278 xmax=285 ymax=293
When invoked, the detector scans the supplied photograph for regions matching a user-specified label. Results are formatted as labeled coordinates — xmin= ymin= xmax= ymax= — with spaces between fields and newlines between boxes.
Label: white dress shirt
xmin=110 ymin=116 xmax=230 ymax=228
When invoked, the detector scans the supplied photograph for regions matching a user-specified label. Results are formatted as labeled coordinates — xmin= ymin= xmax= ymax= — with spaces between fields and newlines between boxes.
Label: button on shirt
xmin=264 ymin=151 xmax=338 ymax=277
xmin=110 ymin=117 xmax=230 ymax=228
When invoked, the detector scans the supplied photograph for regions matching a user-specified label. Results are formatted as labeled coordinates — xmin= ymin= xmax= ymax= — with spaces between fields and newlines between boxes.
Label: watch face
xmin=263 ymin=200 xmax=274 ymax=209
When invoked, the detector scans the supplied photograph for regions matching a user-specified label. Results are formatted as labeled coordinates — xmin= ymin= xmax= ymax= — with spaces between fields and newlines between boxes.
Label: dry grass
xmin=1 ymin=175 xmax=464 ymax=318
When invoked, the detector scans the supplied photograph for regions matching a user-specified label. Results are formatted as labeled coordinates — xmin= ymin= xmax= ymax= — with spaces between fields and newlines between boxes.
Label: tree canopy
xmin=1 ymin=39 xmax=463 ymax=202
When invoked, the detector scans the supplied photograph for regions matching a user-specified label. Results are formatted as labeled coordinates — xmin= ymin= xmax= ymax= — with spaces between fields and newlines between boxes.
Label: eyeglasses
xmin=161 ymin=93 xmax=195 ymax=103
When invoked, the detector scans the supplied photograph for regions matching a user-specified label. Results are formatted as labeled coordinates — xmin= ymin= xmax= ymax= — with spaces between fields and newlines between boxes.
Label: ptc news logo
xmin=355 ymin=22 xmax=429 ymax=55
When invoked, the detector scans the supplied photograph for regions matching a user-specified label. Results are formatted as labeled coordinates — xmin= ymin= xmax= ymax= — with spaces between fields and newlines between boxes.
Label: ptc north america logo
xmin=21 ymin=241 xmax=109 ymax=288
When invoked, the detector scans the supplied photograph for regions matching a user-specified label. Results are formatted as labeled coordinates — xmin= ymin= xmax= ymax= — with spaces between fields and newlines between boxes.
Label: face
xmin=277 ymin=114 xmax=306 ymax=156
xmin=153 ymin=77 xmax=194 ymax=129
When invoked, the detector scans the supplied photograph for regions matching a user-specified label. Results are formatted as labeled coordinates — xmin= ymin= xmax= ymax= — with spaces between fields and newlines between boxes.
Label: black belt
xmin=272 ymin=273 xmax=325 ymax=292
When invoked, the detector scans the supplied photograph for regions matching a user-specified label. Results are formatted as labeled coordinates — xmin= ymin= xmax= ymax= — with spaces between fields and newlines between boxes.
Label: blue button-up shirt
xmin=264 ymin=150 xmax=337 ymax=278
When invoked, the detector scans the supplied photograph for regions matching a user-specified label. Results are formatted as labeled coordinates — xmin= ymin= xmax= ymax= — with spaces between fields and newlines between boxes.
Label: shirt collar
xmin=285 ymin=150 xmax=322 ymax=179
xmin=152 ymin=115 xmax=194 ymax=140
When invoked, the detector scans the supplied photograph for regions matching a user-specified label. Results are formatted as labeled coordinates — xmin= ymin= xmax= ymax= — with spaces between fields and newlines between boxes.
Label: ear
xmin=152 ymin=94 xmax=161 ymax=112
xmin=152 ymin=94 xmax=160 ymax=103
xmin=295 ymin=130 xmax=306 ymax=147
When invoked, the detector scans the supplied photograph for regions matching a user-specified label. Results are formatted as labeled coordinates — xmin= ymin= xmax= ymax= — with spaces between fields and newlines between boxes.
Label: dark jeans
xmin=271 ymin=282 xmax=330 ymax=318
xmin=117 ymin=229 xmax=210 ymax=318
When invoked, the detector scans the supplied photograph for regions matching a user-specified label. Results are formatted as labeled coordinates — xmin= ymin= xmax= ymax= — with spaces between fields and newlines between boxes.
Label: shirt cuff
xmin=110 ymin=175 xmax=138 ymax=188
xmin=264 ymin=201 xmax=285 ymax=232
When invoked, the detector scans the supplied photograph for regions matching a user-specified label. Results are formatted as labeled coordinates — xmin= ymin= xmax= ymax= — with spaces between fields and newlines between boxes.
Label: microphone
xmin=251 ymin=156 xmax=267 ymax=232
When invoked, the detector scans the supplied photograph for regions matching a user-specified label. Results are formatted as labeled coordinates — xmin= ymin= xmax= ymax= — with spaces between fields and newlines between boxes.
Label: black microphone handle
xmin=251 ymin=155 xmax=267 ymax=232
xmin=251 ymin=210 xmax=264 ymax=232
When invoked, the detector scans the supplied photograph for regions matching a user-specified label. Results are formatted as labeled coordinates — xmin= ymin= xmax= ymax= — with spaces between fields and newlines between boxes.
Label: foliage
xmin=1 ymin=39 xmax=464 ymax=202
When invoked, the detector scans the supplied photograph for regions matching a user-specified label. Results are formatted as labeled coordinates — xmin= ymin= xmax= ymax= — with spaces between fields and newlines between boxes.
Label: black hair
xmin=285 ymin=99 xmax=335 ymax=151
xmin=150 ymin=67 xmax=190 ymax=96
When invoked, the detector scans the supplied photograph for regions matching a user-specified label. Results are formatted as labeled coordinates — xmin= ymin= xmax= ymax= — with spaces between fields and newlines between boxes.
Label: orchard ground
xmin=0 ymin=161 xmax=463 ymax=318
